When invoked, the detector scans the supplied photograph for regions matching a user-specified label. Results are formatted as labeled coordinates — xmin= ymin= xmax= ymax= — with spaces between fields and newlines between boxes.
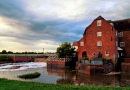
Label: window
xmin=120 ymin=42 xmax=125 ymax=47
xmin=121 ymin=53 xmax=124 ymax=56
xmin=97 ymin=41 xmax=102 ymax=46
xmin=80 ymin=42 xmax=84 ymax=46
xmin=97 ymin=32 xmax=102 ymax=37
xmin=105 ymin=50 xmax=109 ymax=56
xmin=116 ymin=31 xmax=118 ymax=36
xmin=118 ymin=32 xmax=123 ymax=37
xmin=97 ymin=20 xmax=102 ymax=26
xmin=116 ymin=41 xmax=118 ymax=46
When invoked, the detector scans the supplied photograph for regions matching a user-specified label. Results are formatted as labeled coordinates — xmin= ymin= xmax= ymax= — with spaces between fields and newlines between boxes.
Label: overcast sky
xmin=0 ymin=0 xmax=130 ymax=52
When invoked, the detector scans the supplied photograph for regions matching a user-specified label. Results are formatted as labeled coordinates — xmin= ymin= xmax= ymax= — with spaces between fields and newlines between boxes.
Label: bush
xmin=82 ymin=56 xmax=89 ymax=60
xmin=18 ymin=72 xmax=41 ymax=79
xmin=102 ymin=57 xmax=106 ymax=61
xmin=0 ymin=55 xmax=13 ymax=61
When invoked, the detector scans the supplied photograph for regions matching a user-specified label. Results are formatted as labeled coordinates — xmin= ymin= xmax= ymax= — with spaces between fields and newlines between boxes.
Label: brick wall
xmin=121 ymin=63 xmax=130 ymax=73
xmin=34 ymin=58 xmax=47 ymax=62
xmin=76 ymin=62 xmax=113 ymax=74
xmin=119 ymin=31 xmax=130 ymax=58
xmin=78 ymin=16 xmax=117 ymax=62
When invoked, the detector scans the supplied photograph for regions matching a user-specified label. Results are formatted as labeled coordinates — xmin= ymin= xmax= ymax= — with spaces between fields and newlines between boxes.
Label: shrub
xmin=82 ymin=56 xmax=89 ymax=60
xmin=102 ymin=57 xmax=106 ymax=61
xmin=18 ymin=72 xmax=41 ymax=79
xmin=0 ymin=55 xmax=13 ymax=61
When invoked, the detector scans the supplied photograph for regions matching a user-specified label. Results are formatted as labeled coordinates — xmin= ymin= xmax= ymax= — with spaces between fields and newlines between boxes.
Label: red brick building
xmin=73 ymin=16 xmax=130 ymax=64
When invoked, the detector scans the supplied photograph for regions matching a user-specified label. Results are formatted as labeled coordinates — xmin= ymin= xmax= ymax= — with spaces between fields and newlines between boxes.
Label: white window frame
xmin=118 ymin=32 xmax=123 ymax=37
xmin=97 ymin=32 xmax=102 ymax=37
xmin=80 ymin=42 xmax=84 ymax=46
xmin=105 ymin=50 xmax=109 ymax=56
xmin=97 ymin=20 xmax=102 ymax=26
xmin=97 ymin=41 xmax=102 ymax=46
xmin=120 ymin=42 xmax=125 ymax=47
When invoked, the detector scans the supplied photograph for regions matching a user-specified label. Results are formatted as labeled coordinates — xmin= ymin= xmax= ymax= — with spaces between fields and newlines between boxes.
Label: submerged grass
xmin=0 ymin=78 xmax=130 ymax=90
xmin=18 ymin=72 xmax=41 ymax=79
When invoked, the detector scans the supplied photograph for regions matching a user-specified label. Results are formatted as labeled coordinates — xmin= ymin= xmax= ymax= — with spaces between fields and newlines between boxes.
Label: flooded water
xmin=0 ymin=62 xmax=130 ymax=87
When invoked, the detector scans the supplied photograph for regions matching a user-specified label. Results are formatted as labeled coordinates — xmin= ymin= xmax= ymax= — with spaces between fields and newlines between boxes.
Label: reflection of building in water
xmin=47 ymin=68 xmax=65 ymax=76
xmin=47 ymin=68 xmax=76 ymax=85
xmin=110 ymin=75 xmax=121 ymax=86
xmin=47 ymin=68 xmax=127 ymax=86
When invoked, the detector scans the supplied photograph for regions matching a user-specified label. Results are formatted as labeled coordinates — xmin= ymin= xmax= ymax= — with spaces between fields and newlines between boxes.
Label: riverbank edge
xmin=0 ymin=78 xmax=129 ymax=90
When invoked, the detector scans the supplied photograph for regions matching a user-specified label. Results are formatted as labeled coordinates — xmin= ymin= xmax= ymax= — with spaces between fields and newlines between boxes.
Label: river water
xmin=0 ymin=62 xmax=130 ymax=87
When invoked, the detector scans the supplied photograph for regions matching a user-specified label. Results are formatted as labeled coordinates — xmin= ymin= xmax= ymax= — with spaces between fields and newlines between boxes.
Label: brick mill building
xmin=73 ymin=16 xmax=130 ymax=64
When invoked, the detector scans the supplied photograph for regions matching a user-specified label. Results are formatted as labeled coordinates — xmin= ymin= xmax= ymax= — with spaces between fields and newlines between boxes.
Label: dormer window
xmin=97 ymin=20 xmax=102 ymax=26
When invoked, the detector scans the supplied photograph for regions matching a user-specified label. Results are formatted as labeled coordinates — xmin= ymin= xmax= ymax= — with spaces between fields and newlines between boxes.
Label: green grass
xmin=18 ymin=72 xmax=41 ymax=79
xmin=0 ymin=54 xmax=9 ymax=56
xmin=0 ymin=78 xmax=130 ymax=90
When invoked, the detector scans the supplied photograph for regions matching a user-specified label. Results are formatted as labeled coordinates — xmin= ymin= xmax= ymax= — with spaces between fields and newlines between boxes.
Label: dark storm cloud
xmin=0 ymin=0 xmax=27 ymax=20
xmin=0 ymin=0 xmax=85 ymax=45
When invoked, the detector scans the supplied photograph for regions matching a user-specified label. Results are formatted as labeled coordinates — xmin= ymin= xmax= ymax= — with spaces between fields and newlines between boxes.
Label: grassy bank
xmin=0 ymin=78 xmax=129 ymax=90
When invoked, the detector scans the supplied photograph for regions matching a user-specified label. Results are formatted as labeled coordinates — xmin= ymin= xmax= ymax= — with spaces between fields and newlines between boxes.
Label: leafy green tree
xmin=56 ymin=42 xmax=75 ymax=58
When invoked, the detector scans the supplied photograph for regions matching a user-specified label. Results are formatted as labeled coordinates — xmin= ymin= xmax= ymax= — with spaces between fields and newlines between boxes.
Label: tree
xmin=56 ymin=42 xmax=75 ymax=58
xmin=2 ymin=50 xmax=7 ymax=54
xmin=8 ymin=51 xmax=13 ymax=54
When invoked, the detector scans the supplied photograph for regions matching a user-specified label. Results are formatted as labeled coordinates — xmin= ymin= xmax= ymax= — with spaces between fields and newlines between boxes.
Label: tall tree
xmin=56 ymin=42 xmax=75 ymax=58
xmin=2 ymin=50 xmax=7 ymax=54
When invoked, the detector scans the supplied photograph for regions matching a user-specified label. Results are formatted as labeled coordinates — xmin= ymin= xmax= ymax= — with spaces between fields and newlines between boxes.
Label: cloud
xmin=0 ymin=0 xmax=130 ymax=52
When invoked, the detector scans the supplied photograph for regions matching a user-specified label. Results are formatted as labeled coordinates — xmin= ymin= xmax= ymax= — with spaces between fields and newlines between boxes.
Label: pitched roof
xmin=83 ymin=15 xmax=105 ymax=35
xmin=95 ymin=15 xmax=104 ymax=20
xmin=72 ymin=41 xmax=78 ymax=46
xmin=83 ymin=25 xmax=90 ymax=35
xmin=112 ymin=18 xmax=130 ymax=31
xmin=83 ymin=16 xmax=130 ymax=36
